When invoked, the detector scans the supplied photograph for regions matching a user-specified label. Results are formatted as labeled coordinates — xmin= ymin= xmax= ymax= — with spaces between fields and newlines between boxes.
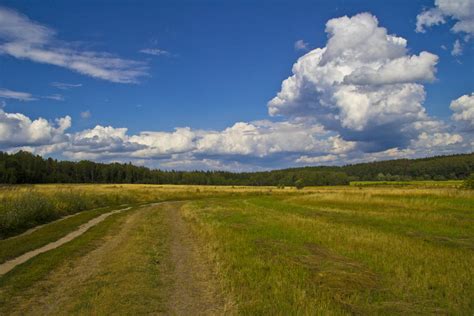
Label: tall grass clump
xmin=0 ymin=189 xmax=137 ymax=239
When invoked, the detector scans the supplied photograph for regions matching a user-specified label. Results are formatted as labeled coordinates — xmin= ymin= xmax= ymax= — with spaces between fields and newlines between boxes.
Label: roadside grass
xmin=0 ymin=204 xmax=171 ymax=315
xmin=182 ymin=188 xmax=474 ymax=314
xmin=0 ymin=189 xmax=138 ymax=238
xmin=0 ymin=184 xmax=294 ymax=239
xmin=0 ymin=205 xmax=115 ymax=264
xmin=0 ymin=206 xmax=134 ymax=314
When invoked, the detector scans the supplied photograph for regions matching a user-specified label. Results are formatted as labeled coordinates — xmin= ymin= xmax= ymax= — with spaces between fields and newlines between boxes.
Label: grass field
xmin=0 ymin=183 xmax=472 ymax=314
xmin=350 ymin=180 xmax=464 ymax=187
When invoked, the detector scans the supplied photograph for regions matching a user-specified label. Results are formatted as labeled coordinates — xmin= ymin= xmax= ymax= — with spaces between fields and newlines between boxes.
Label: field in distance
xmin=0 ymin=183 xmax=473 ymax=314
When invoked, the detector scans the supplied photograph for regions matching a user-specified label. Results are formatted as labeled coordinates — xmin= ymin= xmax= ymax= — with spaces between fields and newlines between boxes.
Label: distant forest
xmin=0 ymin=151 xmax=473 ymax=186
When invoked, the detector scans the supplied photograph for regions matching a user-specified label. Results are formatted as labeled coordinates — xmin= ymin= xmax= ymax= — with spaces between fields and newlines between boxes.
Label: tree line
xmin=0 ymin=151 xmax=473 ymax=186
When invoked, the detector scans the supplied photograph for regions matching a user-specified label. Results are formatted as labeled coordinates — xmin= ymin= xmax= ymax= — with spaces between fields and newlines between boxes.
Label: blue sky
xmin=0 ymin=0 xmax=473 ymax=170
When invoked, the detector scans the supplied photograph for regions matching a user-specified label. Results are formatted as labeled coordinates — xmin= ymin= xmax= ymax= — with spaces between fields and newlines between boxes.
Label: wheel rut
xmin=165 ymin=202 xmax=235 ymax=315
xmin=0 ymin=206 xmax=131 ymax=276
xmin=0 ymin=202 xmax=235 ymax=315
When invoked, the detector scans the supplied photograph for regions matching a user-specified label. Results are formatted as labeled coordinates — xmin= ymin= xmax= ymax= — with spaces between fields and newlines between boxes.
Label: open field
xmin=0 ymin=183 xmax=473 ymax=314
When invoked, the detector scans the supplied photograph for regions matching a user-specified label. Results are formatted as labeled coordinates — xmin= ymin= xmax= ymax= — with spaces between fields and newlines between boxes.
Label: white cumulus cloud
xmin=416 ymin=0 xmax=474 ymax=35
xmin=450 ymin=93 xmax=474 ymax=129
xmin=0 ymin=109 xmax=70 ymax=148
xmin=295 ymin=154 xmax=339 ymax=164
xmin=416 ymin=7 xmax=446 ymax=33
xmin=268 ymin=13 xmax=439 ymax=151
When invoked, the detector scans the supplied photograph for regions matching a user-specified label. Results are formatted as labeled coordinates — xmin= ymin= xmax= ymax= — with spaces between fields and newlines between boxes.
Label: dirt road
xmin=165 ymin=202 xmax=234 ymax=315
xmin=0 ymin=206 xmax=132 ymax=276
xmin=0 ymin=202 xmax=234 ymax=315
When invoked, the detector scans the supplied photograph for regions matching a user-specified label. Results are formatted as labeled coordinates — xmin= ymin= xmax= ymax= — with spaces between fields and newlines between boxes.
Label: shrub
xmin=295 ymin=179 xmax=305 ymax=190
xmin=462 ymin=174 xmax=474 ymax=189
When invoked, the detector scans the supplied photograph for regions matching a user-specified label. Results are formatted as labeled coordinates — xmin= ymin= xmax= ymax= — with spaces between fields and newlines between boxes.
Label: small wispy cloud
xmin=139 ymin=48 xmax=171 ymax=57
xmin=451 ymin=39 xmax=463 ymax=56
xmin=80 ymin=110 xmax=91 ymax=119
xmin=43 ymin=94 xmax=65 ymax=101
xmin=51 ymin=82 xmax=83 ymax=90
xmin=0 ymin=7 xmax=148 ymax=83
xmin=294 ymin=39 xmax=309 ymax=51
xmin=0 ymin=88 xmax=36 ymax=101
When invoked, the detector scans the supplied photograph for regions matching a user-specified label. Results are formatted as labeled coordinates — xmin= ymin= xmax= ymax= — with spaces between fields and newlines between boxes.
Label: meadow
xmin=0 ymin=183 xmax=472 ymax=314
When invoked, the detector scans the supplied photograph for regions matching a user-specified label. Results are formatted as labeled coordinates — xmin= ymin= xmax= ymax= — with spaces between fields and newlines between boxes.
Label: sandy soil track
xmin=0 ymin=206 xmax=131 ymax=275
xmin=0 ymin=202 xmax=234 ymax=315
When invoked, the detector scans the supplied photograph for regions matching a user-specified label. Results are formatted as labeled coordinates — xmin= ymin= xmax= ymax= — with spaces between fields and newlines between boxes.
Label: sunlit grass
xmin=0 ymin=188 xmax=137 ymax=238
xmin=0 ymin=183 xmax=472 ymax=314
xmin=182 ymin=187 xmax=474 ymax=314
xmin=0 ymin=184 xmax=292 ymax=238
xmin=0 ymin=206 xmax=113 ymax=264
xmin=350 ymin=180 xmax=463 ymax=187
xmin=0 ymin=207 xmax=133 ymax=313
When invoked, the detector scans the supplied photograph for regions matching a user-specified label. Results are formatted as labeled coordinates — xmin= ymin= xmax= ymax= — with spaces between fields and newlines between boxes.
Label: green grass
xmin=0 ymin=184 xmax=472 ymax=314
xmin=350 ymin=180 xmax=463 ymax=187
xmin=62 ymin=205 xmax=170 ymax=315
xmin=0 ymin=206 xmax=132 ymax=312
xmin=182 ymin=188 xmax=474 ymax=314
xmin=0 ymin=204 xmax=171 ymax=315
xmin=0 ymin=189 xmax=138 ymax=238
xmin=0 ymin=205 xmax=115 ymax=264
xmin=0 ymin=184 xmax=289 ymax=239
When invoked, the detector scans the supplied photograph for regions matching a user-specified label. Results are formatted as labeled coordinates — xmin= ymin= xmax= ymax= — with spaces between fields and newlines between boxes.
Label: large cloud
xmin=0 ymin=7 xmax=148 ymax=83
xmin=268 ymin=13 xmax=439 ymax=152
xmin=0 ymin=102 xmax=469 ymax=171
xmin=62 ymin=120 xmax=354 ymax=163
xmin=195 ymin=121 xmax=340 ymax=157
xmin=64 ymin=126 xmax=144 ymax=160
xmin=130 ymin=128 xmax=196 ymax=158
